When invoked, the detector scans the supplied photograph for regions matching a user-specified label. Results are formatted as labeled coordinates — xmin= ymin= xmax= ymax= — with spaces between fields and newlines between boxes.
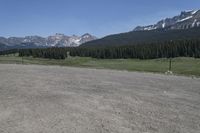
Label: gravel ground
xmin=0 ymin=64 xmax=200 ymax=133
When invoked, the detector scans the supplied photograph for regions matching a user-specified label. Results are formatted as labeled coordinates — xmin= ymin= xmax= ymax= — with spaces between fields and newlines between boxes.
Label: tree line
xmin=14 ymin=39 xmax=200 ymax=60
xmin=71 ymin=39 xmax=200 ymax=59
xmin=0 ymin=49 xmax=19 ymax=56
xmin=19 ymin=47 xmax=67 ymax=59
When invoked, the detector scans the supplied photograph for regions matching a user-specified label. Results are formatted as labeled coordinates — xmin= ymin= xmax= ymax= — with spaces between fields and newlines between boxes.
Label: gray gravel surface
xmin=0 ymin=64 xmax=200 ymax=133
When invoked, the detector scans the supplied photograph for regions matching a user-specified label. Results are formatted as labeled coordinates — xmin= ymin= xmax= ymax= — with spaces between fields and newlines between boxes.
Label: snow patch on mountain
xmin=162 ymin=22 xmax=166 ymax=28
xmin=192 ymin=19 xmax=197 ymax=27
xmin=197 ymin=22 xmax=200 ymax=26
xmin=144 ymin=26 xmax=157 ymax=30
xmin=191 ymin=10 xmax=198 ymax=15
xmin=177 ymin=16 xmax=193 ymax=22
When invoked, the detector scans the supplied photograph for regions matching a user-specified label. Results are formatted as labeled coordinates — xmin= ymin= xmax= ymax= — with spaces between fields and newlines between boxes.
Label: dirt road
xmin=0 ymin=64 xmax=199 ymax=133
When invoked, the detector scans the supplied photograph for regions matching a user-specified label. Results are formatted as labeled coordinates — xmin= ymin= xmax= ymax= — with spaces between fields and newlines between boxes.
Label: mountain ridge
xmin=81 ymin=10 xmax=200 ymax=47
xmin=0 ymin=33 xmax=97 ymax=48
xmin=134 ymin=10 xmax=200 ymax=31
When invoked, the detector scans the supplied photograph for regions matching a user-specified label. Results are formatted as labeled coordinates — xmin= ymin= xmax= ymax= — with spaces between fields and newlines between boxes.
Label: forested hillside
xmin=16 ymin=39 xmax=200 ymax=59
xmin=82 ymin=27 xmax=200 ymax=47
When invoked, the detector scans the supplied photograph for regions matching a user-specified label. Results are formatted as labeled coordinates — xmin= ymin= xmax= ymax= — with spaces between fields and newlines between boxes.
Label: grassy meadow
xmin=0 ymin=54 xmax=200 ymax=76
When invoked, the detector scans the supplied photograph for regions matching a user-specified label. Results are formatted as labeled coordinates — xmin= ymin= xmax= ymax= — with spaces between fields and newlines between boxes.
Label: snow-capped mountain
xmin=0 ymin=33 xmax=97 ymax=47
xmin=134 ymin=10 xmax=200 ymax=31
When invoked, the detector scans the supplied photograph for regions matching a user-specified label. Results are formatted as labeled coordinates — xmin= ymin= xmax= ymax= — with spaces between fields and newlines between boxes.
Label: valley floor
xmin=0 ymin=64 xmax=199 ymax=133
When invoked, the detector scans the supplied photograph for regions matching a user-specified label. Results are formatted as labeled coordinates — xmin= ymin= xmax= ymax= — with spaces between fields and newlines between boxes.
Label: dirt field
xmin=0 ymin=64 xmax=199 ymax=133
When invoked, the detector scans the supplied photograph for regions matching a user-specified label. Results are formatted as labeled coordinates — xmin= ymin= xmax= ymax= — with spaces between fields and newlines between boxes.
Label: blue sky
xmin=0 ymin=0 xmax=200 ymax=37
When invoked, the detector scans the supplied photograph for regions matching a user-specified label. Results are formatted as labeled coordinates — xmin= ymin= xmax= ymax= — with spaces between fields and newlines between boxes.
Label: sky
xmin=0 ymin=0 xmax=200 ymax=38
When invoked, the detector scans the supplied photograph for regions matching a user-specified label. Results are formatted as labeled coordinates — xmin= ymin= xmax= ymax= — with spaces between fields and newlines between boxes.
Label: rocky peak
xmin=0 ymin=33 xmax=97 ymax=47
xmin=134 ymin=9 xmax=200 ymax=31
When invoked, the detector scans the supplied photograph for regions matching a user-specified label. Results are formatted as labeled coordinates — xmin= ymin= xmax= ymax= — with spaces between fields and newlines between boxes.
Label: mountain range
xmin=1 ymin=10 xmax=200 ymax=50
xmin=0 ymin=33 xmax=97 ymax=50
xmin=82 ymin=10 xmax=200 ymax=47
xmin=134 ymin=10 xmax=200 ymax=31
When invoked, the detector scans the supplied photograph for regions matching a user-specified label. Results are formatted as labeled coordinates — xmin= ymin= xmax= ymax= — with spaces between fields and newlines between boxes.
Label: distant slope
xmin=81 ymin=27 xmax=200 ymax=47
xmin=0 ymin=43 xmax=8 ymax=51
xmin=0 ymin=43 xmax=48 ymax=51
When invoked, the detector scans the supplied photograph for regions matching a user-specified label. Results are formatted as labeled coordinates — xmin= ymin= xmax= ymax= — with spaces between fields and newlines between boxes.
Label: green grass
xmin=1 ymin=54 xmax=200 ymax=76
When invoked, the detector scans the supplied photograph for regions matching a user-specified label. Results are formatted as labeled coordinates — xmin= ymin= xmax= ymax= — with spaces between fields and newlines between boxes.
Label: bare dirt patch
xmin=0 ymin=64 xmax=199 ymax=133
